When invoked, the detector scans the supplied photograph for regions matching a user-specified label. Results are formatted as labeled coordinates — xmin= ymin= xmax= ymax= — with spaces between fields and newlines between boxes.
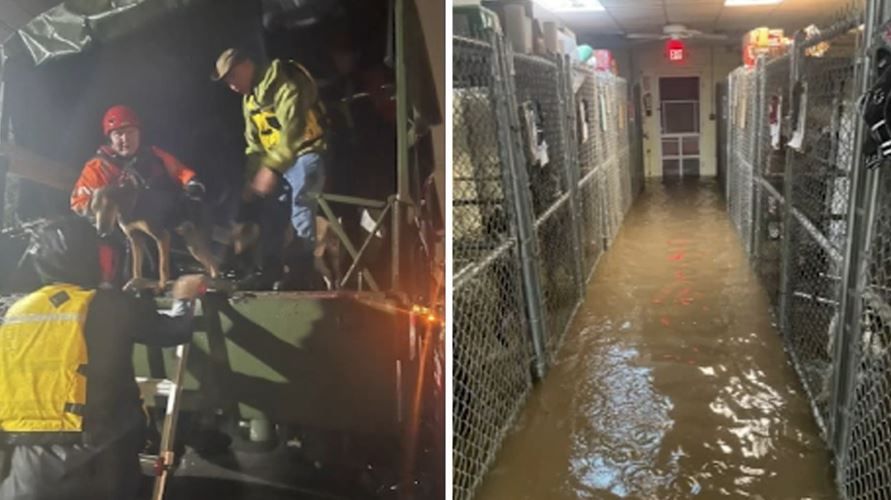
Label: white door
xmin=660 ymin=77 xmax=700 ymax=180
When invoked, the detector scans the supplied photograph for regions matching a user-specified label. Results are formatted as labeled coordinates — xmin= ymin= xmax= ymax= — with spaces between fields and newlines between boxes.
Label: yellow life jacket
xmin=0 ymin=283 xmax=95 ymax=438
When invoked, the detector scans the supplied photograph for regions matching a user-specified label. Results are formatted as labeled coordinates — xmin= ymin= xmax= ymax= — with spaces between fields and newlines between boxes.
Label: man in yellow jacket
xmin=213 ymin=48 xmax=328 ymax=289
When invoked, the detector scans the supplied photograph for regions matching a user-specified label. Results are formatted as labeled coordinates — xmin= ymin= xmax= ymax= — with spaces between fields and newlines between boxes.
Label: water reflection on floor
xmin=475 ymin=180 xmax=836 ymax=500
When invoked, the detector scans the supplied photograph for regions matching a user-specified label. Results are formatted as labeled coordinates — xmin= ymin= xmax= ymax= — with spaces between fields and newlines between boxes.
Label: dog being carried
xmin=230 ymin=215 xmax=342 ymax=291
xmin=90 ymin=177 xmax=219 ymax=292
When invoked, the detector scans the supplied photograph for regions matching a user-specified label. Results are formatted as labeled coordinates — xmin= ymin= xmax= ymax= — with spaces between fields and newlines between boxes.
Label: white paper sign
xmin=788 ymin=83 xmax=808 ymax=151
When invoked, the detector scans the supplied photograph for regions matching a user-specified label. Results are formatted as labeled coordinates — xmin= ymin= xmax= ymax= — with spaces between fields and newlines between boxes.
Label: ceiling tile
xmin=607 ymin=5 xmax=667 ymax=33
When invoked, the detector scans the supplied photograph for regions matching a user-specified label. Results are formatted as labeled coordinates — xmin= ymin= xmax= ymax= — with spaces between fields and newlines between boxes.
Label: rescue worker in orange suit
xmin=70 ymin=105 xmax=206 ymax=285
xmin=0 ymin=216 xmax=206 ymax=500
xmin=212 ymin=48 xmax=328 ymax=290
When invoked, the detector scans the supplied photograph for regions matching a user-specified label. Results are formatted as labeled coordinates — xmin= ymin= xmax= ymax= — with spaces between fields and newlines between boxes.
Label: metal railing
xmin=452 ymin=26 xmax=644 ymax=500
xmin=721 ymin=2 xmax=891 ymax=498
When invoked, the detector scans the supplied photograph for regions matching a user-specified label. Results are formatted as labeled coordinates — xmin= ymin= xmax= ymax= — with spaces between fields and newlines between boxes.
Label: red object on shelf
xmin=665 ymin=38 xmax=686 ymax=63
xmin=592 ymin=50 xmax=615 ymax=73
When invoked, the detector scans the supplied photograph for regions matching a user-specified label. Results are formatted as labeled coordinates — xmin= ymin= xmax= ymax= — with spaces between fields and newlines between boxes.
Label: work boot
xmin=279 ymin=241 xmax=327 ymax=291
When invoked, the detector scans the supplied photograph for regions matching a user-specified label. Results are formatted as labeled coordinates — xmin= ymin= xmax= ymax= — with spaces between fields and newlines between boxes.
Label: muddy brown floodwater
xmin=475 ymin=180 xmax=837 ymax=500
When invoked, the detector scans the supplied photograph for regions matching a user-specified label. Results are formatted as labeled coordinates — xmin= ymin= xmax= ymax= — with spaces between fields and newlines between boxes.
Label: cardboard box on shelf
xmin=543 ymin=21 xmax=559 ymax=54
xmin=542 ymin=21 xmax=577 ymax=58
xmin=559 ymin=26 xmax=577 ymax=58
xmin=453 ymin=4 xmax=501 ymax=37
xmin=503 ymin=3 xmax=533 ymax=53
xmin=742 ymin=27 xmax=790 ymax=67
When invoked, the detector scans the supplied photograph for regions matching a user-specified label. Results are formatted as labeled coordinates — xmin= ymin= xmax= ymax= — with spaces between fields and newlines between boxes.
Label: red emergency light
xmin=665 ymin=38 xmax=686 ymax=63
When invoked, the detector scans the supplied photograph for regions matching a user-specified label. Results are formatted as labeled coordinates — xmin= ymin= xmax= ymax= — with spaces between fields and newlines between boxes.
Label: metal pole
xmin=830 ymin=0 xmax=881 ymax=484
xmin=0 ymin=46 xmax=8 ymax=228
xmin=392 ymin=0 xmax=410 ymax=293
xmin=0 ymin=157 xmax=6 ymax=228
xmin=490 ymin=31 xmax=549 ymax=379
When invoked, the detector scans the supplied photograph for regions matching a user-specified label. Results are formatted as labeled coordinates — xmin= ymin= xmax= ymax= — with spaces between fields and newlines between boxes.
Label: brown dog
xmin=310 ymin=216 xmax=343 ymax=290
xmin=231 ymin=215 xmax=342 ymax=290
xmin=90 ymin=181 xmax=220 ymax=291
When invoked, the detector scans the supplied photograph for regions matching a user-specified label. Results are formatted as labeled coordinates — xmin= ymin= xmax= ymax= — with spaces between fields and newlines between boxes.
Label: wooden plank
xmin=0 ymin=143 xmax=77 ymax=191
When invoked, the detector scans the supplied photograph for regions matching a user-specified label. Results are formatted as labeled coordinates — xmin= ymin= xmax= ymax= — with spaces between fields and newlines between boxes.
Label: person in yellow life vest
xmin=0 ymin=216 xmax=205 ymax=500
xmin=212 ymin=47 xmax=328 ymax=290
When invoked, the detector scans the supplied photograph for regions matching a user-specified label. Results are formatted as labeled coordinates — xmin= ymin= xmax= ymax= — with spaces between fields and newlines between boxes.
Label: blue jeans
xmin=281 ymin=152 xmax=326 ymax=255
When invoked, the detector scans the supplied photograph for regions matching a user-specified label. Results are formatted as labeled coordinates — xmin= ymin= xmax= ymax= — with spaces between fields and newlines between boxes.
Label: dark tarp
xmin=15 ymin=0 xmax=213 ymax=66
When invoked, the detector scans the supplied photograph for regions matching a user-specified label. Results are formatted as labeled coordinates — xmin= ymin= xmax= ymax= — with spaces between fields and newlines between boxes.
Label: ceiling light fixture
xmin=533 ymin=0 xmax=605 ymax=12
xmin=725 ymin=0 xmax=783 ymax=6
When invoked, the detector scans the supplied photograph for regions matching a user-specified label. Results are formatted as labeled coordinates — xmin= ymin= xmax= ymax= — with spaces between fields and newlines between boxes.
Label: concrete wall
xmin=629 ymin=42 xmax=741 ymax=178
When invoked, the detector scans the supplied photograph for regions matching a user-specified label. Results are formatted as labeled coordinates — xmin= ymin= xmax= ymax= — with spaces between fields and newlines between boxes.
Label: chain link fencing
xmin=786 ymin=39 xmax=860 ymax=429
xmin=726 ymin=18 xmax=860 ymax=431
xmin=718 ymin=3 xmax=891 ymax=499
xmin=573 ymin=66 xmax=606 ymax=279
xmin=751 ymin=55 xmax=792 ymax=315
xmin=836 ymin=2 xmax=891 ymax=498
xmin=727 ymin=66 xmax=759 ymax=256
xmin=841 ymin=166 xmax=891 ymax=500
xmin=452 ymin=34 xmax=536 ymax=500
xmin=513 ymin=53 xmax=585 ymax=358
xmin=452 ymin=27 xmax=643 ymax=500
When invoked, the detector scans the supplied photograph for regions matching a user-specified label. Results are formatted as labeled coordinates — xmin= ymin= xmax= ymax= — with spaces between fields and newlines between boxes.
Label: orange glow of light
xmin=408 ymin=304 xmax=443 ymax=327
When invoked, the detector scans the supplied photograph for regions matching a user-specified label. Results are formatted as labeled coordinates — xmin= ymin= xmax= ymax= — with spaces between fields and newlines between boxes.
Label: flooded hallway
xmin=454 ymin=0 xmax=891 ymax=499
xmin=474 ymin=181 xmax=835 ymax=499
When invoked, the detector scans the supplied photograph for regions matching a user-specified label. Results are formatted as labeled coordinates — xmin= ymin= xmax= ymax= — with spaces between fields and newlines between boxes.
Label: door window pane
xmin=662 ymin=138 xmax=680 ymax=156
xmin=682 ymin=137 xmax=700 ymax=155
xmin=659 ymin=77 xmax=700 ymax=101
xmin=663 ymin=102 xmax=698 ymax=134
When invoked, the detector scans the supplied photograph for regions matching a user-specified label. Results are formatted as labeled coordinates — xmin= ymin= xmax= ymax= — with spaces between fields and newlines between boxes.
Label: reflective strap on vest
xmin=0 ymin=284 xmax=95 ymax=435
xmin=1 ymin=312 xmax=85 ymax=325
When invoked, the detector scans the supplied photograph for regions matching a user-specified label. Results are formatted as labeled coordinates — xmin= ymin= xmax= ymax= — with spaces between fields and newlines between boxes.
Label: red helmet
xmin=102 ymin=105 xmax=141 ymax=136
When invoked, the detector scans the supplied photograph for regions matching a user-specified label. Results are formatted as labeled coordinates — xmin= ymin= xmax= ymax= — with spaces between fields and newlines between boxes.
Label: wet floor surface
xmin=475 ymin=180 xmax=837 ymax=500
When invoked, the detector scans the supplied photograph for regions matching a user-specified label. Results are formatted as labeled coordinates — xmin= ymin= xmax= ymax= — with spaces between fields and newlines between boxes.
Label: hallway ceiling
xmin=547 ymin=0 xmax=854 ymax=39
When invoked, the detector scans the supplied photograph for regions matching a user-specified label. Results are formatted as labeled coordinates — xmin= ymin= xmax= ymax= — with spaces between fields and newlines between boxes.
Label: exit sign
xmin=666 ymin=38 xmax=686 ymax=63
